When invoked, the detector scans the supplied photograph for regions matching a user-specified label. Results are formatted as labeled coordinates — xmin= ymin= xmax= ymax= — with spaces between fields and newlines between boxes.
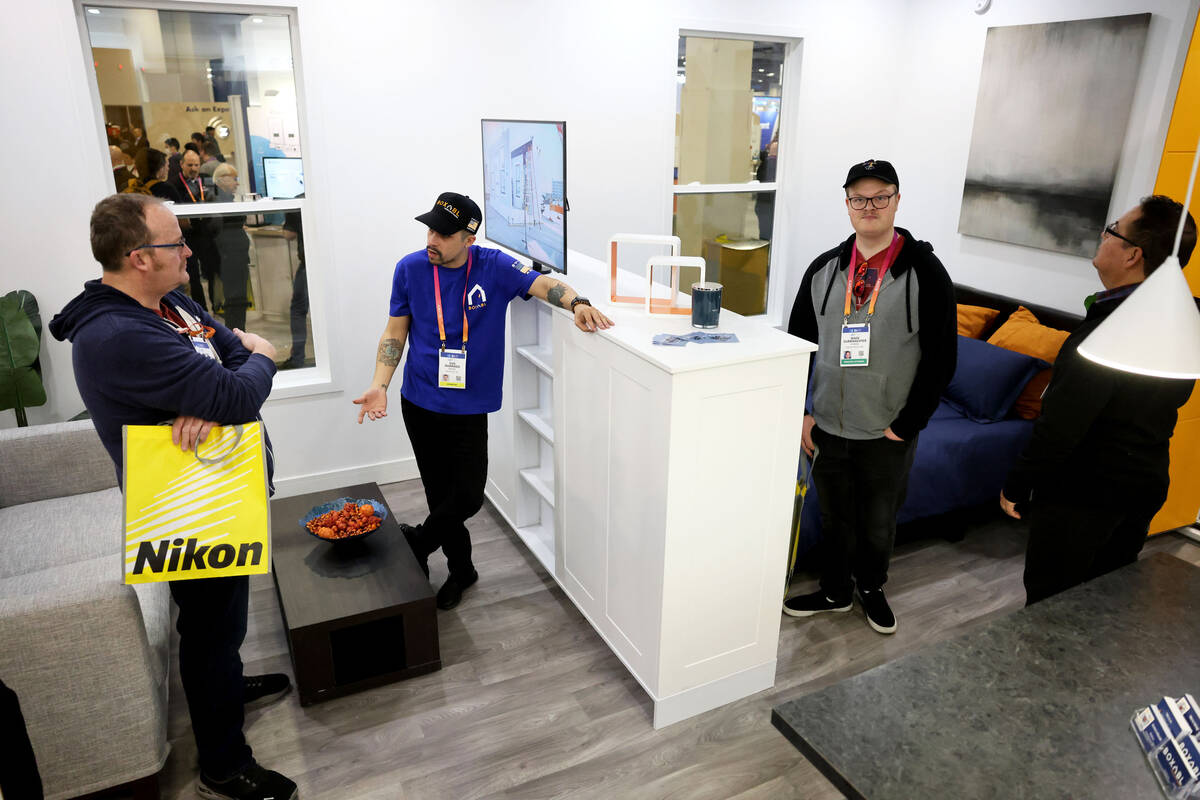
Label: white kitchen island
xmin=485 ymin=247 xmax=815 ymax=728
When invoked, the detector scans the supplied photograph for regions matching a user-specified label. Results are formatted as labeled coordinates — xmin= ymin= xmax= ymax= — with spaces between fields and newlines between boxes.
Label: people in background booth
xmin=172 ymin=148 xmax=221 ymax=313
xmin=213 ymin=163 xmax=251 ymax=332
xmin=205 ymin=125 xmax=227 ymax=163
xmin=165 ymin=137 xmax=183 ymax=183
xmin=110 ymin=145 xmax=133 ymax=193
xmin=354 ymin=191 xmax=613 ymax=610
xmin=124 ymin=148 xmax=182 ymax=204
xmin=1001 ymin=195 xmax=1198 ymax=604
xmin=784 ymin=159 xmax=957 ymax=635
xmin=49 ymin=193 xmax=296 ymax=800
xmin=200 ymin=141 xmax=222 ymax=178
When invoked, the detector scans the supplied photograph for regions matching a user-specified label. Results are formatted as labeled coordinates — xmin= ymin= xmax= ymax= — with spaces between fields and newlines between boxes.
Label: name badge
xmin=840 ymin=323 xmax=870 ymax=367
xmin=190 ymin=335 xmax=221 ymax=362
xmin=438 ymin=348 xmax=467 ymax=389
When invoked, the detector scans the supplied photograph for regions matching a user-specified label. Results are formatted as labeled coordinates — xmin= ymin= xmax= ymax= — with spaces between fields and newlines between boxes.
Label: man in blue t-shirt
xmin=354 ymin=191 xmax=613 ymax=610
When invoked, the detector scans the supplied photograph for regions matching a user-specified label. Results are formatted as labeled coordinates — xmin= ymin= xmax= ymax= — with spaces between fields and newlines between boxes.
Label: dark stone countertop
xmin=772 ymin=553 xmax=1200 ymax=800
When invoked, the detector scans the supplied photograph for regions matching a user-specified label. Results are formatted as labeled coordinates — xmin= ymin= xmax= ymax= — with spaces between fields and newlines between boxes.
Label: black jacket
xmin=787 ymin=227 xmax=957 ymax=440
xmin=1003 ymin=290 xmax=1195 ymax=504
xmin=49 ymin=281 xmax=276 ymax=488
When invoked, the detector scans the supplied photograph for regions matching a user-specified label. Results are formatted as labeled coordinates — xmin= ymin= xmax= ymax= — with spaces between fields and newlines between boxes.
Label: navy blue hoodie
xmin=49 ymin=280 xmax=276 ymax=489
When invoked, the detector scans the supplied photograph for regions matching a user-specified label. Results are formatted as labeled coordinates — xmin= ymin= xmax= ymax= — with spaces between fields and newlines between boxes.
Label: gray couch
xmin=0 ymin=420 xmax=170 ymax=799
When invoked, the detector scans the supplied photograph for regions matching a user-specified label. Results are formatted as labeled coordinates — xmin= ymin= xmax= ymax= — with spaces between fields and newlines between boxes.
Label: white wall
xmin=1 ymin=0 xmax=1196 ymax=492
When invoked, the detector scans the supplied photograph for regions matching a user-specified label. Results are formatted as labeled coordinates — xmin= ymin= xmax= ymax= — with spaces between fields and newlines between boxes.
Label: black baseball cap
xmin=843 ymin=159 xmax=899 ymax=190
xmin=415 ymin=191 xmax=482 ymax=236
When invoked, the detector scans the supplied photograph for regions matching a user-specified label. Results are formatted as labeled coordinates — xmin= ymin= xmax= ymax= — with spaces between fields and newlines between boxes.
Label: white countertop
xmin=530 ymin=247 xmax=817 ymax=375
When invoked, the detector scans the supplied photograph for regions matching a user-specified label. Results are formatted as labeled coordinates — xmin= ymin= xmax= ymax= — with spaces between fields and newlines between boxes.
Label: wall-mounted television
xmin=480 ymin=119 xmax=566 ymax=274
xmin=262 ymin=156 xmax=304 ymax=199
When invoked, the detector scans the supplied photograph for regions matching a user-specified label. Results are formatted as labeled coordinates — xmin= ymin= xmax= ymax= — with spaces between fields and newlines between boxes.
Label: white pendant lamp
xmin=1077 ymin=142 xmax=1200 ymax=379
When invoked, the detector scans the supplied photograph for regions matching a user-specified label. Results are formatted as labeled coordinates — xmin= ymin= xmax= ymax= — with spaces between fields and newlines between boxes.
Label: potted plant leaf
xmin=0 ymin=290 xmax=46 ymax=426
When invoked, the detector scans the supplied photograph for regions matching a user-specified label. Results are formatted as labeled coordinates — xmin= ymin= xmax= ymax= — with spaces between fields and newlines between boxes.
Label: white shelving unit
xmin=491 ymin=300 xmax=559 ymax=576
xmin=486 ymin=250 xmax=814 ymax=729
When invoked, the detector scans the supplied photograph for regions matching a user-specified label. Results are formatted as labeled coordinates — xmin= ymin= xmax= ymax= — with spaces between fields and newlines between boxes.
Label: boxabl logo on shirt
xmin=467 ymin=284 xmax=487 ymax=311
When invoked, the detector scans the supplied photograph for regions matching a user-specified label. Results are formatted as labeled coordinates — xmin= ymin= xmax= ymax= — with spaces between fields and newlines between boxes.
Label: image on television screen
xmin=481 ymin=119 xmax=566 ymax=273
xmin=263 ymin=156 xmax=304 ymax=199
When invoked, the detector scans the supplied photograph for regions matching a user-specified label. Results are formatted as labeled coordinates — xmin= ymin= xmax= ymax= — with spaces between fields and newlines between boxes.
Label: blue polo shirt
xmin=391 ymin=245 xmax=539 ymax=414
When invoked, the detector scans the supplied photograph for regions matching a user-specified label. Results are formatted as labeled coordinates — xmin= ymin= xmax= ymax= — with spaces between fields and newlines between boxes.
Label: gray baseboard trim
xmin=272 ymin=457 xmax=420 ymax=499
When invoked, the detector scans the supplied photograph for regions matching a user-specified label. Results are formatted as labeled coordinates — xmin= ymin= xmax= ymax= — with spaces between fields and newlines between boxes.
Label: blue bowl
xmin=300 ymin=497 xmax=389 ymax=544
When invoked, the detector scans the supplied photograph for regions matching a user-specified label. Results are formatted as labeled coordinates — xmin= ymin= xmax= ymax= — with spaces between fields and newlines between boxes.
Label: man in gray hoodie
xmin=784 ymin=159 xmax=956 ymax=634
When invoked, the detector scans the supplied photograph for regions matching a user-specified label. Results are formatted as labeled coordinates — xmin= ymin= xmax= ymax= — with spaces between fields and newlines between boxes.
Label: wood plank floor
xmin=137 ymin=480 xmax=1200 ymax=799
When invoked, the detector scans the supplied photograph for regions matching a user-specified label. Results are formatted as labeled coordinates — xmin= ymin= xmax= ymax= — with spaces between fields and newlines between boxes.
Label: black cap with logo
xmin=415 ymin=191 xmax=482 ymax=236
xmin=843 ymin=159 xmax=900 ymax=190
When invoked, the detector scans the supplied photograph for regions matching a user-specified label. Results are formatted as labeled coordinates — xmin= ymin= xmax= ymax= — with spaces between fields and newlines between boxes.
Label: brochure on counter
xmin=652 ymin=332 xmax=740 ymax=347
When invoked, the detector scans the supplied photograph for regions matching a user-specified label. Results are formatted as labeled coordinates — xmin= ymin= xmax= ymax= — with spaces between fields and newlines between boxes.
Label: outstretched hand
xmin=354 ymin=386 xmax=388 ymax=424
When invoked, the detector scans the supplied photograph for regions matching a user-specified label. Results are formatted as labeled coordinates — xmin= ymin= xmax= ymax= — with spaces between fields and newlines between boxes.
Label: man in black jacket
xmin=784 ymin=159 xmax=957 ymax=634
xmin=1002 ymin=195 xmax=1197 ymax=604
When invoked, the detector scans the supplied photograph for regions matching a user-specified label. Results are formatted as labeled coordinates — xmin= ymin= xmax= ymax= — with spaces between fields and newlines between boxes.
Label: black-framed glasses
xmin=126 ymin=238 xmax=187 ymax=257
xmin=1103 ymin=221 xmax=1141 ymax=249
xmin=847 ymin=193 xmax=896 ymax=210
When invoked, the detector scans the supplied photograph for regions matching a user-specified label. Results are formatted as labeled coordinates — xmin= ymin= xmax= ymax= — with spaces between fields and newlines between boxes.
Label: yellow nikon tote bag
xmin=122 ymin=422 xmax=271 ymax=584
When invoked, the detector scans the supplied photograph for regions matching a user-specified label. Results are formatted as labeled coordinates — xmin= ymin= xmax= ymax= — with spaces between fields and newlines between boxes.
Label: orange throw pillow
xmin=957 ymin=304 xmax=1001 ymax=338
xmin=987 ymin=307 xmax=1071 ymax=419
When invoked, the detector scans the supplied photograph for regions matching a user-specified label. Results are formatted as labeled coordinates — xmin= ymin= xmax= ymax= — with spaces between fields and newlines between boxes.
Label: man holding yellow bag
xmin=49 ymin=194 xmax=296 ymax=800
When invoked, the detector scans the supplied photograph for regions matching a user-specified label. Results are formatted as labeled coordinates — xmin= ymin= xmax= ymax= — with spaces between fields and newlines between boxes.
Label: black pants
xmin=1023 ymin=486 xmax=1166 ymax=605
xmin=186 ymin=233 xmax=222 ymax=312
xmin=401 ymin=396 xmax=488 ymax=576
xmin=811 ymin=425 xmax=918 ymax=599
xmin=215 ymin=228 xmax=250 ymax=332
xmin=287 ymin=263 xmax=309 ymax=366
xmin=0 ymin=678 xmax=42 ymax=799
xmin=169 ymin=575 xmax=253 ymax=780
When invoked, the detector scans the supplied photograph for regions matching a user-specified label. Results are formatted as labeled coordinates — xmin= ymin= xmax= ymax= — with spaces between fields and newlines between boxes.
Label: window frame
xmin=74 ymin=0 xmax=334 ymax=398
xmin=673 ymin=27 xmax=801 ymax=323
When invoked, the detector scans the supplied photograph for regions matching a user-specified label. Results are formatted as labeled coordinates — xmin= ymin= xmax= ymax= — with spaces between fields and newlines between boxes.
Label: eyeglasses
xmin=1103 ymin=221 xmax=1141 ymax=249
xmin=847 ymin=193 xmax=896 ymax=211
xmin=126 ymin=238 xmax=187 ymax=257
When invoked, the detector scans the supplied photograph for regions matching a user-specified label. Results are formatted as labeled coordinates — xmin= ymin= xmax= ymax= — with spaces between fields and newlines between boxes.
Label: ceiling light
xmin=757 ymin=68 xmax=764 ymax=72
xmin=1078 ymin=137 xmax=1200 ymax=378
xmin=87 ymin=7 xmax=100 ymax=13
xmin=767 ymin=72 xmax=775 ymax=77
xmin=252 ymin=17 xmax=263 ymax=23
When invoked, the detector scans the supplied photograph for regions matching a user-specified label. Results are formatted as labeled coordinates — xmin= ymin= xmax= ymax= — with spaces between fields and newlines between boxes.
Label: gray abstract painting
xmin=958 ymin=14 xmax=1150 ymax=258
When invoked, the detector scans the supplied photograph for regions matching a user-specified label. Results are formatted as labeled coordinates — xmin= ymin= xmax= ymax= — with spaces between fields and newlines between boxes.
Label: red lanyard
xmin=432 ymin=249 xmax=473 ymax=351
xmin=843 ymin=232 xmax=901 ymax=322
xmin=182 ymin=176 xmax=203 ymax=202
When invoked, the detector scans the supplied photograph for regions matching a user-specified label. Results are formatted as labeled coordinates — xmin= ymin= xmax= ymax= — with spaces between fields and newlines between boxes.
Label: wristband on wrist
xmin=570 ymin=296 xmax=591 ymax=311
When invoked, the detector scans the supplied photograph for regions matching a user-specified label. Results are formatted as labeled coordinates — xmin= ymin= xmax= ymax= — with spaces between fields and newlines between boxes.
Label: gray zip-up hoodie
xmin=788 ymin=228 xmax=957 ymax=441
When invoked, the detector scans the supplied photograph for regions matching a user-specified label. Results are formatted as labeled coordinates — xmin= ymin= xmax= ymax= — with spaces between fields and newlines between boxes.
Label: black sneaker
xmin=197 ymin=762 xmax=297 ymax=800
xmin=400 ymin=523 xmax=429 ymax=578
xmin=858 ymin=587 xmax=897 ymax=634
xmin=243 ymin=673 xmax=291 ymax=708
xmin=436 ymin=569 xmax=478 ymax=610
xmin=783 ymin=590 xmax=853 ymax=618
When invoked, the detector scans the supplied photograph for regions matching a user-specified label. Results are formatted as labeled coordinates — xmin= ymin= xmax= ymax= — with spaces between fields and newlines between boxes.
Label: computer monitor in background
xmin=262 ymin=156 xmax=304 ymax=199
xmin=480 ymin=119 xmax=566 ymax=274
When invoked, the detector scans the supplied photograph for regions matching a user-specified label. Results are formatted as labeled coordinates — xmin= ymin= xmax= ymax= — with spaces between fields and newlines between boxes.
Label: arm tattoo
xmin=546 ymin=281 xmax=568 ymax=309
xmin=377 ymin=338 xmax=403 ymax=366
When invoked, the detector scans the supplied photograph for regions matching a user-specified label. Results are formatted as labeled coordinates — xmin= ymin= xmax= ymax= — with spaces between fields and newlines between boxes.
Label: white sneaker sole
xmin=863 ymin=611 xmax=897 ymax=634
xmin=782 ymin=601 xmax=853 ymax=618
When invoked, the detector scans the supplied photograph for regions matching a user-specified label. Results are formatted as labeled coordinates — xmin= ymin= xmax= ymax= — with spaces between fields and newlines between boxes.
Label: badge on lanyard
xmin=840 ymin=233 xmax=900 ymax=369
xmin=190 ymin=335 xmax=220 ymax=361
xmin=433 ymin=251 xmax=473 ymax=390
xmin=438 ymin=349 xmax=467 ymax=389
xmin=840 ymin=324 xmax=870 ymax=367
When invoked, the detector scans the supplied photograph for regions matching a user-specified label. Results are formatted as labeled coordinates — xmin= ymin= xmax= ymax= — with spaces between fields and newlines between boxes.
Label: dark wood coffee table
xmin=271 ymin=482 xmax=439 ymax=706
